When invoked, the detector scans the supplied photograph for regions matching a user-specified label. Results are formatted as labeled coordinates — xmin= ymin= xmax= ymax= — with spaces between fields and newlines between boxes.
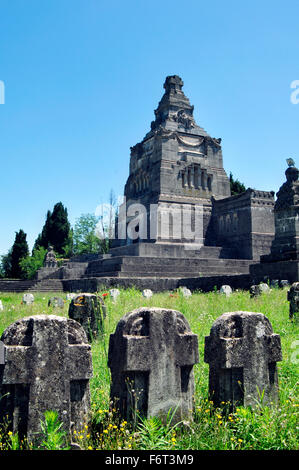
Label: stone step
xmin=86 ymin=256 xmax=252 ymax=274
xmin=84 ymin=266 xmax=251 ymax=278
xmin=29 ymin=280 xmax=65 ymax=292
xmin=0 ymin=280 xmax=36 ymax=292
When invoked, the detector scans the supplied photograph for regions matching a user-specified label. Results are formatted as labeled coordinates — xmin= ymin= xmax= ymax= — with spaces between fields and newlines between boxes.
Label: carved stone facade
xmin=7 ymin=75 xmax=280 ymax=292
xmin=114 ymin=75 xmax=274 ymax=260
xmin=251 ymin=164 xmax=299 ymax=283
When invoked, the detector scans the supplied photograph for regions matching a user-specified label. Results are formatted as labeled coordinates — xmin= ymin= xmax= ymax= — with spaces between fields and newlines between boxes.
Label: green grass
xmin=0 ymin=287 xmax=298 ymax=450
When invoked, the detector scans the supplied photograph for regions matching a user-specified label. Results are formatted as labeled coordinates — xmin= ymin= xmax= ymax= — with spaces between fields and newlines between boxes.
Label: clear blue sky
xmin=0 ymin=0 xmax=298 ymax=255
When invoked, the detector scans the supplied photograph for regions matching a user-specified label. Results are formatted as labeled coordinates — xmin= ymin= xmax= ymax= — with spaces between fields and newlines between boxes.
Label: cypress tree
xmin=33 ymin=203 xmax=72 ymax=256
xmin=48 ymin=202 xmax=72 ymax=256
xmin=10 ymin=229 xmax=29 ymax=278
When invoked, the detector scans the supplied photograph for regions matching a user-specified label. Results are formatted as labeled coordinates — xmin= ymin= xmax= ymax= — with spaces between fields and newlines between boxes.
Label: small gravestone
xmin=142 ymin=289 xmax=153 ymax=299
xmin=204 ymin=311 xmax=282 ymax=408
xmin=179 ymin=286 xmax=192 ymax=297
xmin=66 ymin=293 xmax=77 ymax=301
xmin=259 ymin=283 xmax=270 ymax=293
xmin=280 ymin=280 xmax=289 ymax=288
xmin=0 ymin=315 xmax=93 ymax=445
xmin=219 ymin=285 xmax=232 ymax=297
xmin=22 ymin=293 xmax=34 ymax=305
xmin=250 ymin=283 xmax=270 ymax=298
xmin=48 ymin=296 xmax=64 ymax=309
xmin=68 ymin=293 xmax=106 ymax=341
xmin=109 ymin=289 xmax=120 ymax=302
xmin=0 ymin=300 xmax=3 ymax=312
xmin=108 ymin=307 xmax=199 ymax=424
xmin=287 ymin=282 xmax=299 ymax=320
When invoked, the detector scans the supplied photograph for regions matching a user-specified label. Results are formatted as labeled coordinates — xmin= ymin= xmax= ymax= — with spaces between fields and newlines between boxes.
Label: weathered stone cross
xmin=204 ymin=311 xmax=282 ymax=407
xmin=0 ymin=315 xmax=93 ymax=443
xmin=108 ymin=307 xmax=199 ymax=423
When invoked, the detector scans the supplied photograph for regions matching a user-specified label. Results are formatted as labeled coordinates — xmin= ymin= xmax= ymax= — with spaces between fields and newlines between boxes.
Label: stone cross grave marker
xmin=108 ymin=307 xmax=199 ymax=423
xmin=204 ymin=311 xmax=282 ymax=408
xmin=68 ymin=293 xmax=107 ymax=341
xmin=0 ymin=315 xmax=93 ymax=445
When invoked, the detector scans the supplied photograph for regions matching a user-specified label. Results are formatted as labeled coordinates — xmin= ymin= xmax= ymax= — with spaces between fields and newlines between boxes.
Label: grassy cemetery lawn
xmin=0 ymin=287 xmax=298 ymax=450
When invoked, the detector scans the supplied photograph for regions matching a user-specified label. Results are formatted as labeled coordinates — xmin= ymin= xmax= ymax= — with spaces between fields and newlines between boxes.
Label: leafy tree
xmin=229 ymin=172 xmax=246 ymax=196
xmin=19 ymin=246 xmax=47 ymax=280
xmin=73 ymin=213 xmax=101 ymax=256
xmin=10 ymin=229 xmax=29 ymax=279
xmin=34 ymin=203 xmax=73 ymax=257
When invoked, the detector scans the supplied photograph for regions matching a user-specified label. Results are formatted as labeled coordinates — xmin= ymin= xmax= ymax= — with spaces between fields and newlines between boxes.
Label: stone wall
xmin=212 ymin=189 xmax=275 ymax=260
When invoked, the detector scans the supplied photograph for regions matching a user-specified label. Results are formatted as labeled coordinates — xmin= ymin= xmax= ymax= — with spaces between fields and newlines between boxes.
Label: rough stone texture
xmin=280 ymin=280 xmax=289 ymax=288
xmin=0 ymin=315 xmax=93 ymax=445
xmin=204 ymin=311 xmax=282 ymax=408
xmin=48 ymin=296 xmax=65 ymax=308
xmin=108 ymin=307 xmax=199 ymax=423
xmin=112 ymin=75 xmax=274 ymax=260
xmin=109 ymin=288 xmax=120 ymax=302
xmin=266 ymin=165 xmax=299 ymax=262
xmin=7 ymin=75 xmax=275 ymax=291
xmin=270 ymin=279 xmax=279 ymax=288
xmin=212 ymin=189 xmax=275 ymax=260
xmin=68 ymin=293 xmax=107 ymax=341
xmin=251 ymin=164 xmax=299 ymax=283
xmin=179 ymin=286 xmax=192 ymax=297
xmin=22 ymin=293 xmax=34 ymax=305
xmin=220 ymin=285 xmax=232 ymax=297
xmin=287 ymin=282 xmax=299 ymax=320
xmin=142 ymin=289 xmax=153 ymax=299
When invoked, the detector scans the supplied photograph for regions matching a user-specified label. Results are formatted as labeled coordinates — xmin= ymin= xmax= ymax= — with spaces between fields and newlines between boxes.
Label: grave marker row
xmin=0 ymin=306 xmax=283 ymax=446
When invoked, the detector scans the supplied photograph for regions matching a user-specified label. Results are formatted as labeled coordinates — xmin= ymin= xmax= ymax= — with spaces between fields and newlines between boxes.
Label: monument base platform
xmin=250 ymin=259 xmax=299 ymax=284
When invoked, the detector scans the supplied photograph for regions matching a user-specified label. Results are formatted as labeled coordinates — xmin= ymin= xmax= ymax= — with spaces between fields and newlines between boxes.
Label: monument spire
xmin=151 ymin=75 xmax=196 ymax=131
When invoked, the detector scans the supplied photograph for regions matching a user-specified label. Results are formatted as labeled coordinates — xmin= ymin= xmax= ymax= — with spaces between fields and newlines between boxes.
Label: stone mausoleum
xmin=2 ymin=75 xmax=293 ymax=293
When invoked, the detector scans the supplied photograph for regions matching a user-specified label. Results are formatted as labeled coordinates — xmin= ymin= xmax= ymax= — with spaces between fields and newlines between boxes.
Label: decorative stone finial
xmin=163 ymin=75 xmax=184 ymax=94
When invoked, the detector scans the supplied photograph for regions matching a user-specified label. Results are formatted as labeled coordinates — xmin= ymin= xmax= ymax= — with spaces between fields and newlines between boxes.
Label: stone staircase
xmin=85 ymin=255 xmax=253 ymax=278
xmin=0 ymin=279 xmax=64 ymax=293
